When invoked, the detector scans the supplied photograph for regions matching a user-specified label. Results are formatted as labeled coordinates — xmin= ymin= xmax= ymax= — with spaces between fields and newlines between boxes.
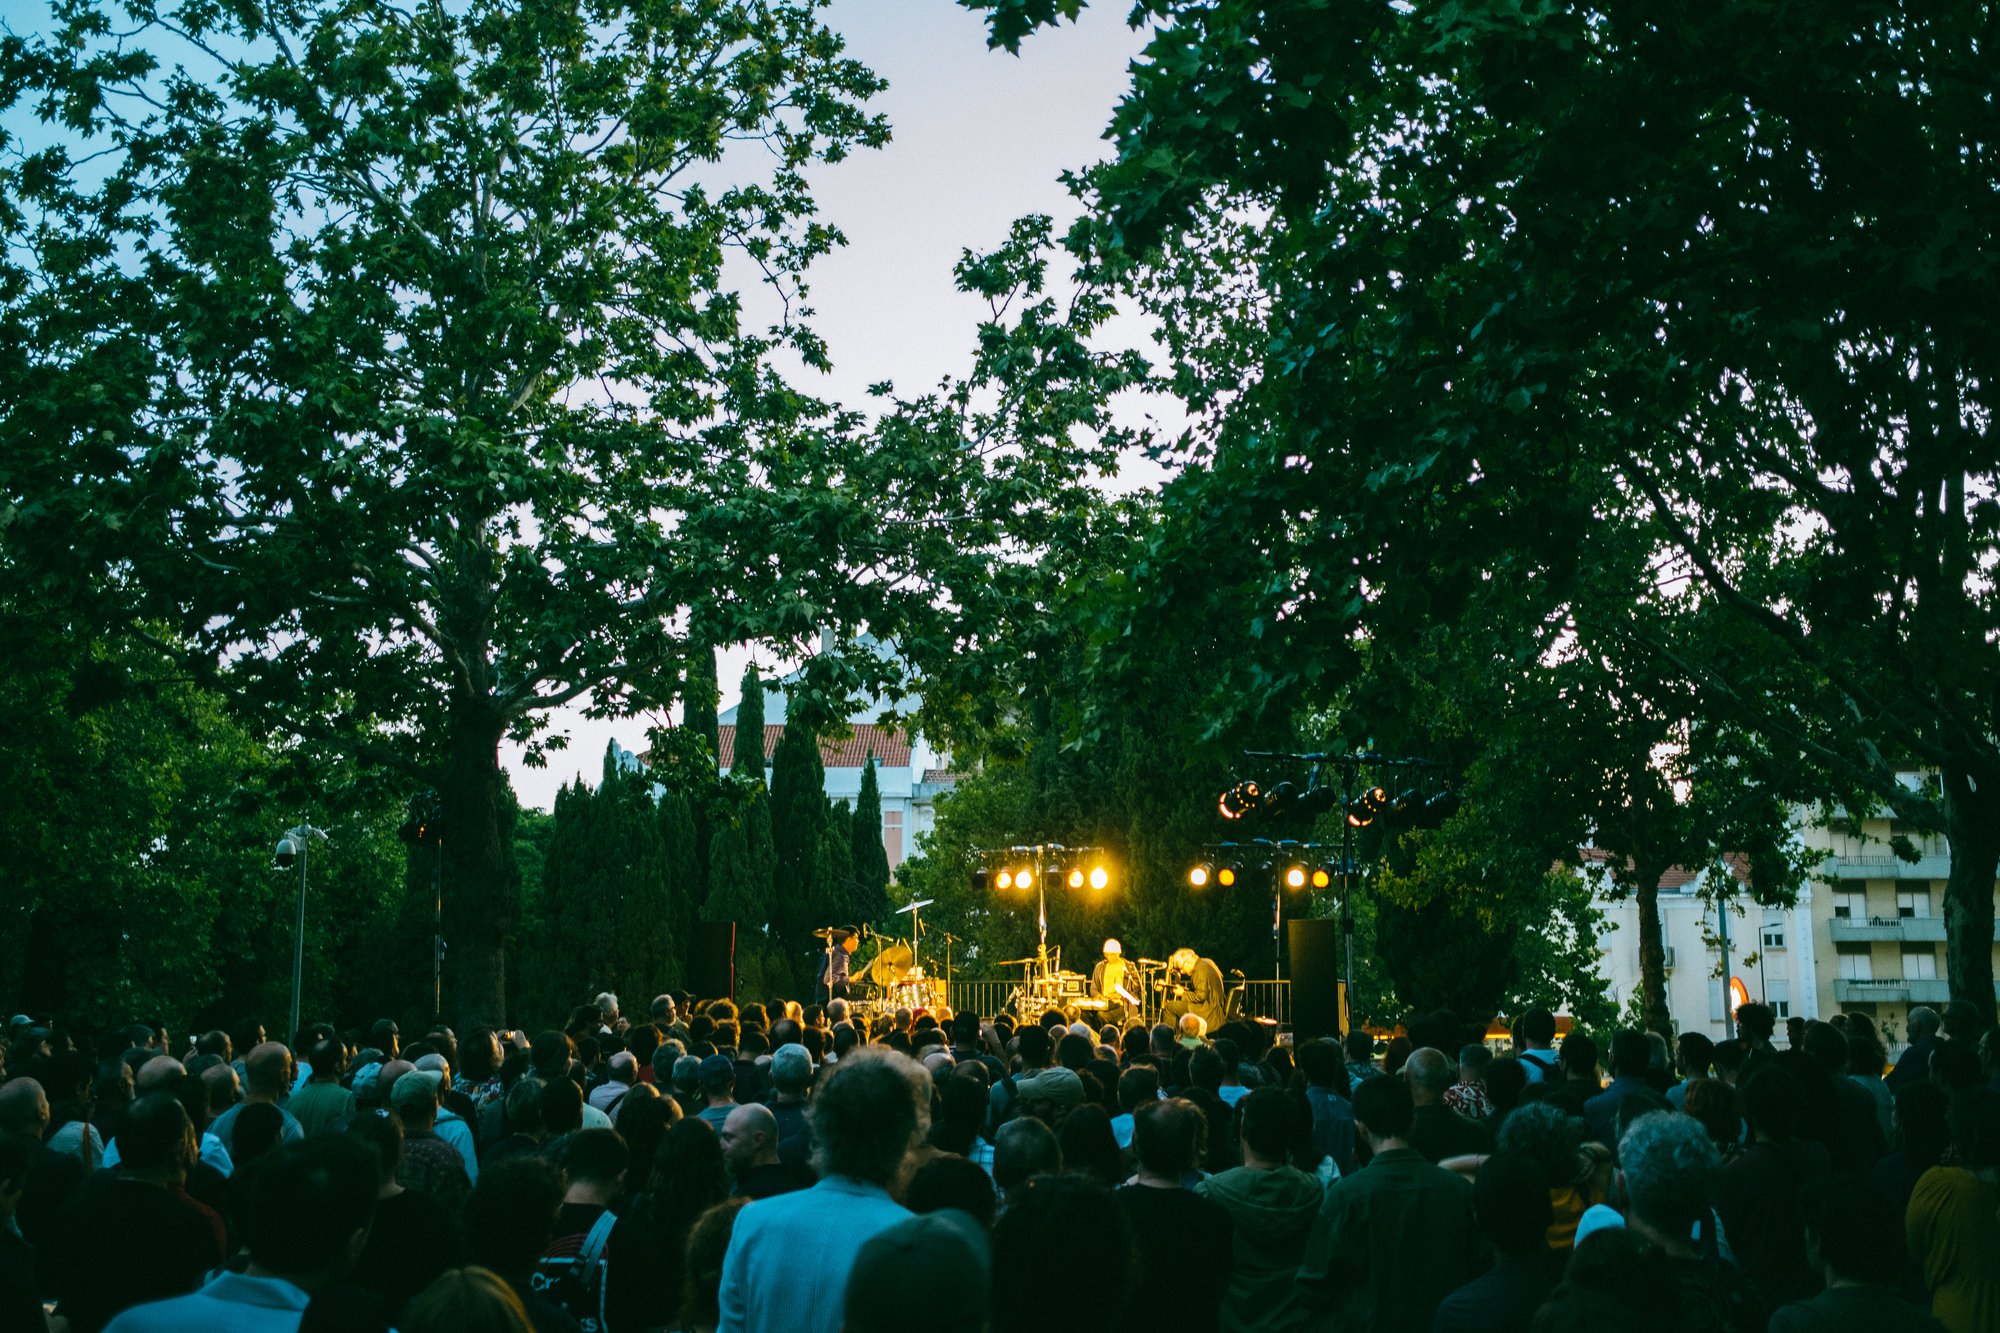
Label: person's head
xmin=1238 ymin=1086 xmax=1301 ymax=1168
xmin=1800 ymin=1021 xmax=1848 ymax=1076
xmin=844 ymin=1209 xmax=990 ymax=1333
xmin=807 ymin=1048 xmax=927 ymax=1187
xmin=245 ymin=1041 xmax=291 ymax=1099
xmin=115 ymin=1092 xmax=197 ymax=1177
xmin=1676 ymin=1031 xmax=1715 ymax=1080
xmin=1739 ymin=1061 xmax=1803 ymax=1140
xmin=1176 ymin=1012 xmax=1207 ymax=1046
xmin=244 ymin=1137 xmax=379 ymax=1290
xmin=1458 ymin=1043 xmax=1494 ymax=1084
xmin=904 ymin=1155 xmax=998 ymax=1231
xmin=530 ymin=1030 xmax=573 ymax=1077
xmin=1618 ymin=1112 xmax=1717 ymax=1237
xmin=391 ymin=1068 xmax=445 ymax=1128
xmin=559 ymin=1128 xmax=630 ymax=1202
xmin=990 ymin=1175 xmax=1131 ymax=1333
xmin=1150 ymin=1023 xmax=1177 ymax=1061
xmin=464 ymin=1157 xmax=564 ymax=1277
xmin=1608 ymin=1031 xmax=1650 ymax=1079
xmin=1517 ymin=1008 xmax=1557 ymax=1049
xmin=1013 ymin=1023 xmax=1052 ymax=1071
xmin=603 ymin=1051 xmax=637 ymax=1087
xmin=1116 ymin=1065 xmax=1160 ymax=1115
xmin=1942 ymin=999 xmax=1985 ymax=1043
xmin=718 ymin=1102 xmax=778 ymax=1175
xmin=1682 ymin=1078 xmax=1741 ymax=1149
xmin=535 ymin=1078 xmax=583 ymax=1138
xmin=1054 ymin=1105 xmax=1123 ymax=1187
xmin=991 ymin=1116 xmax=1062 ymax=1194
xmin=1187 ymin=1046 xmax=1225 ymax=1094
xmin=1735 ymin=1002 xmax=1775 ymax=1043
xmin=306 ymin=1039 xmax=346 ymax=1084
xmin=0 ymin=1078 xmax=50 ymax=1140
xmin=1495 ymin=1100 xmax=1585 ymax=1186
xmin=370 ymin=1019 xmax=401 ymax=1059
xmin=345 ymin=1107 xmax=404 ymax=1187
xmin=1343 ymin=1028 xmax=1376 ymax=1064
xmin=1402 ymin=1047 xmax=1452 ymax=1104
xmin=698 ymin=1054 xmax=736 ymax=1103
xmin=1559 ymin=1032 xmax=1598 ymax=1081
xmin=1352 ymin=1071 xmax=1415 ymax=1145
xmin=769 ymin=1043 xmax=813 ymax=1100
xmin=1474 ymin=1151 xmax=1554 ymax=1258
xmin=679 ymin=1198 xmax=750 ymax=1332
xmin=1907 ymin=1006 xmax=1942 ymax=1041
xmin=1930 ymin=1043 xmax=1984 ymax=1093
xmin=401 ymin=1267 xmax=533 ymax=1333
xmin=231 ymin=1102 xmax=287 ymax=1168
xmin=1055 ymin=1033 xmax=1093 ymax=1072
xmin=1132 ymin=1097 xmax=1204 ymax=1180
xmin=1801 ymin=1175 xmax=1907 ymax=1286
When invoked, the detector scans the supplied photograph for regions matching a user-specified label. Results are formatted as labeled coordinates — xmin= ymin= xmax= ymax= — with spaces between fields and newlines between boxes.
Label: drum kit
xmin=817 ymin=897 xmax=949 ymax=1015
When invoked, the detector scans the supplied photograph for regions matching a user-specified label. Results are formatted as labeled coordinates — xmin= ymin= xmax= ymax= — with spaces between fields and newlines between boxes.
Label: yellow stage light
xmin=1015 ymin=867 xmax=1033 ymax=889
xmin=1067 ymin=867 xmax=1085 ymax=889
xmin=1218 ymin=866 xmax=1238 ymax=887
xmin=1284 ymin=864 xmax=1308 ymax=889
xmin=1311 ymin=867 xmax=1332 ymax=889
xmin=995 ymin=870 xmax=1013 ymax=890
xmin=1188 ymin=864 xmax=1211 ymax=888
xmin=1089 ymin=865 xmax=1109 ymax=890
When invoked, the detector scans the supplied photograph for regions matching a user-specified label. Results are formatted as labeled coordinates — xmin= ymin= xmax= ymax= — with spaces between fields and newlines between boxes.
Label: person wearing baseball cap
xmin=388 ymin=1069 xmax=468 ymax=1207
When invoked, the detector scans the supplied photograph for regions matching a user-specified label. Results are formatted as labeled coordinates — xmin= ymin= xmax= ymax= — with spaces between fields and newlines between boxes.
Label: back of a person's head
xmin=346 ymin=1106 xmax=404 ymax=1182
xmin=1297 ymin=1037 xmax=1340 ymax=1087
xmin=990 ymin=1175 xmax=1132 ymax=1333
xmin=808 ymin=1048 xmax=925 ymax=1186
xmin=1014 ymin=1024 xmax=1050 ymax=1068
xmin=1518 ymin=1009 xmax=1557 ymax=1046
xmin=1055 ymin=1105 xmax=1122 ymax=1186
xmin=1616 ymin=1111 xmax=1716 ymax=1234
xmin=1116 ymin=1065 xmax=1160 ymax=1114
xmin=1538 ymin=1228 xmax=1676 ymax=1333
xmin=1800 ymin=1021 xmax=1847 ymax=1074
xmin=1352 ymin=1072 xmax=1415 ymax=1140
xmin=1682 ymin=1078 xmax=1741 ymax=1148
xmin=1942 ymin=999 xmax=1982 ymax=1042
xmin=1487 ymin=1059 xmax=1527 ymax=1111
xmin=1802 ymin=1174 xmax=1907 ymax=1285
xmin=1238 ymin=1086 xmax=1300 ymax=1163
xmin=991 ymin=1116 xmax=1062 ymax=1191
xmin=1711 ymin=1038 xmax=1746 ymax=1076
xmin=117 ymin=1092 xmax=192 ymax=1171
xmin=1342 ymin=1029 xmax=1375 ymax=1062
xmin=402 ymin=1267 xmax=533 ymax=1333
xmin=560 ymin=1127 xmax=630 ymax=1186
xmin=531 ymin=1030 xmax=572 ymax=1074
xmin=232 ymin=1102 xmax=287 ymax=1167
xmin=844 ymin=1209 xmax=990 ymax=1333
xmin=1612 ymin=1088 xmax=1671 ymax=1142
xmin=1907 ymin=1006 xmax=1941 ymax=1039
xmin=536 ymin=1077 xmax=583 ymax=1137
xmin=1404 ymin=1047 xmax=1453 ymax=1096
xmin=769 ymin=1043 xmax=813 ymax=1096
xmin=1496 ymin=1101 xmax=1585 ymax=1185
xmin=1559 ymin=1032 xmax=1598 ymax=1074
xmin=679 ymin=1198 xmax=749 ymax=1331
xmin=246 ymin=1137 xmax=378 ymax=1280
xmin=1676 ymin=1031 xmax=1714 ymax=1076
xmin=1736 ymin=1002 xmax=1775 ymax=1040
xmin=1609 ymin=1030 xmax=1650 ymax=1077
xmin=1739 ymin=1061 xmax=1803 ymax=1139
xmin=1474 ymin=1151 xmax=1554 ymax=1257
xmin=1459 ymin=1043 xmax=1494 ymax=1078
xmin=1055 ymin=1034 xmax=1093 ymax=1072
xmin=1930 ymin=1043 xmax=1984 ymax=1093
xmin=905 ymin=1155 xmax=998 ymax=1231
xmin=1187 ymin=1046 xmax=1225 ymax=1093
xmin=464 ymin=1156 xmax=564 ymax=1274
xmin=1132 ymin=1097 xmax=1203 ymax=1178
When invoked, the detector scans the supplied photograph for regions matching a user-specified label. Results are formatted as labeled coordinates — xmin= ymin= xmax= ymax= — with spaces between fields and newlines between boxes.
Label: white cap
xmin=1103 ymin=938 xmax=1122 ymax=956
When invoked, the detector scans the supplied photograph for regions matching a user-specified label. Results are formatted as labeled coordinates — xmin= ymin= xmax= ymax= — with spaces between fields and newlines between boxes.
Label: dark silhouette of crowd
xmin=1 ymin=991 xmax=1996 ymax=1333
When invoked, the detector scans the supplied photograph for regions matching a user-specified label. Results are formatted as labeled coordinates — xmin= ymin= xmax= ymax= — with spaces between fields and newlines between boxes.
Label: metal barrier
xmin=935 ymin=977 xmax=1293 ymax=1028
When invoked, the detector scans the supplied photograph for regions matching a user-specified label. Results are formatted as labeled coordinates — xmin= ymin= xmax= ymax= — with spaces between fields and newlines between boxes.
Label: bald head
xmin=0 ymin=1078 xmax=49 ymax=1138
xmin=199 ymin=1062 xmax=241 ymax=1117
xmin=244 ymin=1042 xmax=291 ymax=1099
xmin=719 ymin=1101 xmax=779 ymax=1173
xmin=136 ymin=1056 xmax=187 ymax=1095
xmin=1403 ymin=1047 xmax=1453 ymax=1102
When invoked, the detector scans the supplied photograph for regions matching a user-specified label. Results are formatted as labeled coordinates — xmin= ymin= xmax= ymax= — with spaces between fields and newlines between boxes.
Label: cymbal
xmin=811 ymin=926 xmax=846 ymax=940
xmin=895 ymin=898 xmax=936 ymax=914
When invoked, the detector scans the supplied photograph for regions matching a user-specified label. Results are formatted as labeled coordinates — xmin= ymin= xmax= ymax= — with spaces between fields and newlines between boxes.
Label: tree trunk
xmin=1632 ymin=862 xmax=1672 ymax=1041
xmin=1940 ymin=765 xmax=1999 ymax=1026
xmin=441 ymin=696 xmax=511 ymax=1028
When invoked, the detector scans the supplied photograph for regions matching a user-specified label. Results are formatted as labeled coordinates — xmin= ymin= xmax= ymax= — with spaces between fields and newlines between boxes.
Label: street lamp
xmin=274 ymin=823 xmax=329 ymax=1042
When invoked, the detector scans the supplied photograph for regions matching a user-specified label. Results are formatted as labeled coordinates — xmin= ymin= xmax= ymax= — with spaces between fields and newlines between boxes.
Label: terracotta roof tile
xmin=717 ymin=723 xmax=911 ymax=770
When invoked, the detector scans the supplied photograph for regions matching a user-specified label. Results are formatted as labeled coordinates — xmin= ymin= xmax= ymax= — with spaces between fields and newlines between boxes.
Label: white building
xmin=1589 ymin=855 xmax=1819 ymax=1038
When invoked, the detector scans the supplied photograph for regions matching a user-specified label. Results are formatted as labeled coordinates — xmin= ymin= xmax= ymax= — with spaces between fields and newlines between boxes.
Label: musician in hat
xmin=1091 ymin=939 xmax=1140 ymax=1027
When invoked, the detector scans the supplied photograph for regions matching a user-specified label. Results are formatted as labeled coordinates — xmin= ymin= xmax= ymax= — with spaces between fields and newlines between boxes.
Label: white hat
xmin=1103 ymin=938 xmax=1122 ymax=956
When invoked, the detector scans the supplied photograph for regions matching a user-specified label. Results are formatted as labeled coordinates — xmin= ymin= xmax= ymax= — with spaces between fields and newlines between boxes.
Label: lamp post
xmin=275 ymin=823 xmax=329 ymax=1042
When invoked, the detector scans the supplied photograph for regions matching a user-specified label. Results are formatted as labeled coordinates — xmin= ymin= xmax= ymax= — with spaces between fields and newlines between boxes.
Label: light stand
xmin=276 ymin=822 xmax=329 ymax=1042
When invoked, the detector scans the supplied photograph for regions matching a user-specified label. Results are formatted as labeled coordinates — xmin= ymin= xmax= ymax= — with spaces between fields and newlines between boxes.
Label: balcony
xmin=1827 ymin=917 xmax=2000 ymax=943
xmin=1823 ymin=854 xmax=1951 ymax=882
xmin=1834 ymin=978 xmax=1991 ymax=1004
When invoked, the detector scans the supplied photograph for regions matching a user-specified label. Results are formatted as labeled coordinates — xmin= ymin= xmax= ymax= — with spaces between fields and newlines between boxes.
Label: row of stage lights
xmin=1187 ymin=853 xmax=1337 ymax=891
xmin=1218 ymin=780 xmax=1459 ymax=828
xmin=972 ymin=861 xmax=1113 ymax=892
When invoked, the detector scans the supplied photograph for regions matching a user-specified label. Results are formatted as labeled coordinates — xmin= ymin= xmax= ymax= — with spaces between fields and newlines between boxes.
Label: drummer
xmin=815 ymin=928 xmax=859 ymax=1001
xmin=1090 ymin=938 xmax=1140 ymax=1027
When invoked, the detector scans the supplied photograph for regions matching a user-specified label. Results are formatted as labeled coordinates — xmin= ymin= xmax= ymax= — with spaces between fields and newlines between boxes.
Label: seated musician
xmin=1089 ymin=938 xmax=1141 ymax=1026
xmin=1160 ymin=946 xmax=1226 ymax=1033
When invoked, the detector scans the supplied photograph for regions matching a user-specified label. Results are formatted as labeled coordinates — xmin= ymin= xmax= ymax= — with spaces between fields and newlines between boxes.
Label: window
xmin=1761 ymin=927 xmax=1786 ymax=949
xmin=882 ymin=808 xmax=904 ymax=869
xmin=1770 ymin=1000 xmax=1792 ymax=1019
xmin=1902 ymin=946 xmax=1938 ymax=980
xmin=1836 ymin=943 xmax=1873 ymax=980
xmin=1896 ymin=890 xmax=1931 ymax=919
xmin=1833 ymin=892 xmax=1867 ymax=920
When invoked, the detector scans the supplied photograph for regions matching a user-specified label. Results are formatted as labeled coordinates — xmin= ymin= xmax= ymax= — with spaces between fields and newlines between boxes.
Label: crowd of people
xmin=0 ymin=990 xmax=1996 ymax=1333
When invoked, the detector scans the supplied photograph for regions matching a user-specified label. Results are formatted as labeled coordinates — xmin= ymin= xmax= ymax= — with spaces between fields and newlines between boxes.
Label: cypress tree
xmin=684 ymin=644 xmax=720 ymax=765
xmin=768 ymin=717 xmax=826 ymax=939
xmin=850 ymin=755 xmax=891 ymax=924
xmin=730 ymin=663 xmax=766 ymax=780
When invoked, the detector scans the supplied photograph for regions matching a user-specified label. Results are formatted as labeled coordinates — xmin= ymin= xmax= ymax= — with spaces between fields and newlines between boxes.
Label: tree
xmin=971 ymin=0 xmax=2000 ymax=1016
xmin=730 ymin=665 xmax=769 ymax=782
xmin=4 ymin=0 xmax=1044 ymax=1025
xmin=768 ymin=712 xmax=828 ymax=943
xmin=684 ymin=648 xmax=721 ymax=769
xmin=850 ymin=755 xmax=892 ymax=923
